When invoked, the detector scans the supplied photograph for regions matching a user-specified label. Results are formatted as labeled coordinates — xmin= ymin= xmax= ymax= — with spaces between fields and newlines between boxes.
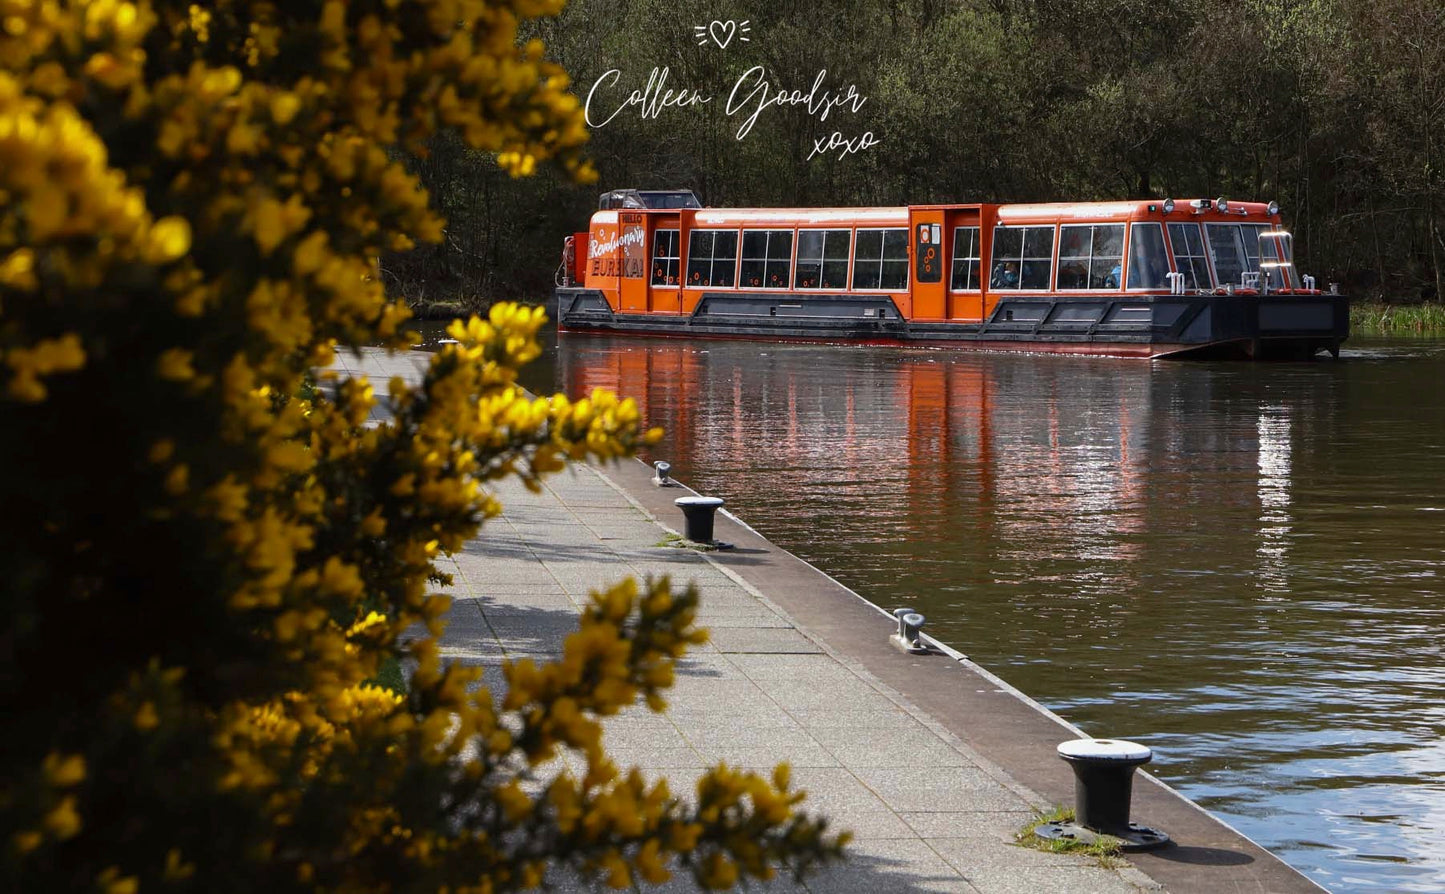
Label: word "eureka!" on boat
xmin=584 ymin=66 xmax=878 ymax=160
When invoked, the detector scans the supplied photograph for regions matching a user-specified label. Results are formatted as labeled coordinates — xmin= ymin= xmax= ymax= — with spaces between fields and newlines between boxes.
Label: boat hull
xmin=554 ymin=288 xmax=1349 ymax=360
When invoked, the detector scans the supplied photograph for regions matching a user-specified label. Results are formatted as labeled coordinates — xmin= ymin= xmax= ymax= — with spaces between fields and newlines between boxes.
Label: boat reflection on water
xmin=556 ymin=332 xmax=1445 ymax=894
xmin=558 ymin=334 xmax=1287 ymax=606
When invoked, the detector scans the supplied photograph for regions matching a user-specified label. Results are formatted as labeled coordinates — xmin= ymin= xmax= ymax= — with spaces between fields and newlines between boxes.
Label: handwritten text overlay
xmin=585 ymin=66 xmax=878 ymax=162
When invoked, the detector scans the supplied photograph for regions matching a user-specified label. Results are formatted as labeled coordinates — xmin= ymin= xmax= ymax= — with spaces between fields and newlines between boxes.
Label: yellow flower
xmin=164 ymin=464 xmax=189 ymax=495
xmin=292 ymin=230 xmax=328 ymax=275
xmin=5 ymin=333 xmax=86 ymax=402
xmin=496 ymin=781 xmax=532 ymax=822
xmin=42 ymin=796 xmax=81 ymax=840
xmin=187 ymin=4 xmax=212 ymax=43
xmin=270 ymin=91 xmax=301 ymax=125
xmin=84 ymin=53 xmax=137 ymax=90
xmin=144 ymin=217 xmax=192 ymax=263
xmin=42 ymin=753 xmax=86 ymax=787
xmin=0 ymin=248 xmax=37 ymax=290
xmin=252 ymin=198 xmax=287 ymax=255
xmin=635 ymin=839 xmax=670 ymax=884
xmin=97 ymin=866 xmax=138 ymax=894
xmin=163 ymin=848 xmax=196 ymax=880
xmin=134 ymin=701 xmax=159 ymax=731
xmin=204 ymin=477 xmax=249 ymax=522
xmin=698 ymin=852 xmax=737 ymax=890
xmin=156 ymin=348 xmax=196 ymax=381
xmin=360 ymin=509 xmax=386 ymax=536
xmin=12 ymin=830 xmax=43 ymax=854
xmin=23 ymin=186 xmax=66 ymax=241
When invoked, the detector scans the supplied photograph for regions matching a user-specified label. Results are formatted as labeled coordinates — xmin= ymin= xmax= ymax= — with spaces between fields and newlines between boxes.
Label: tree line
xmin=387 ymin=0 xmax=1445 ymax=309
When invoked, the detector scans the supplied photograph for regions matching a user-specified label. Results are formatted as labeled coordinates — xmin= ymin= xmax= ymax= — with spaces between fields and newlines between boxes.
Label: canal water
xmin=423 ymin=322 xmax=1444 ymax=893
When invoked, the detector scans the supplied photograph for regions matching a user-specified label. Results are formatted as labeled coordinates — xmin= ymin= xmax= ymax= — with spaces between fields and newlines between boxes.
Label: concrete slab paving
xmin=432 ymin=467 xmax=1161 ymax=892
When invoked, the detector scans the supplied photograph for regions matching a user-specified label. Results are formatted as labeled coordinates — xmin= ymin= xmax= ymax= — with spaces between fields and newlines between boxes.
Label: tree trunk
xmin=1429 ymin=203 xmax=1444 ymax=302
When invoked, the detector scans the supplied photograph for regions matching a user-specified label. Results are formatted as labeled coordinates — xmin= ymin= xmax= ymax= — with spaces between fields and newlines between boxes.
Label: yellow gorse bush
xmin=0 ymin=1 xmax=846 ymax=890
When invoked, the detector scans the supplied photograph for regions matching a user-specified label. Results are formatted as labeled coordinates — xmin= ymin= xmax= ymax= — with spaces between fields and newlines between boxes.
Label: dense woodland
xmin=385 ymin=0 xmax=1444 ymax=309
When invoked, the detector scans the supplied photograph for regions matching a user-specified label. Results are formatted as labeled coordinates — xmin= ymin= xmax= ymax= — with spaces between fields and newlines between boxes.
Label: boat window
xmin=1206 ymin=224 xmax=1248 ymax=288
xmin=636 ymin=189 xmax=702 ymax=209
xmin=1057 ymin=224 xmax=1124 ymax=290
xmin=1167 ymin=223 xmax=1212 ymax=289
xmin=686 ymin=229 xmax=738 ymax=288
xmin=951 ymin=226 xmax=981 ymax=290
xmin=853 ymin=228 xmax=909 ymax=290
xmin=652 ymin=229 xmax=680 ymax=285
xmin=991 ymin=225 xmax=1053 ymax=290
xmin=740 ymin=229 xmax=793 ymax=289
xmin=1243 ymin=225 xmax=1291 ymax=289
xmin=1126 ymin=223 xmax=1169 ymax=289
xmin=795 ymin=229 xmax=850 ymax=289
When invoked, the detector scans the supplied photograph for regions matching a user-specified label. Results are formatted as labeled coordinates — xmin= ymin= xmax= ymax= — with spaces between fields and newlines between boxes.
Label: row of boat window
xmin=655 ymin=228 xmax=907 ymax=290
xmin=647 ymin=222 xmax=1290 ymax=291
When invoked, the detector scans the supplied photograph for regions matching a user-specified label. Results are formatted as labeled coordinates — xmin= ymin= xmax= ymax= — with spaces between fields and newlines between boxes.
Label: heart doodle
xmin=694 ymin=19 xmax=751 ymax=49
xmin=708 ymin=20 xmax=736 ymax=48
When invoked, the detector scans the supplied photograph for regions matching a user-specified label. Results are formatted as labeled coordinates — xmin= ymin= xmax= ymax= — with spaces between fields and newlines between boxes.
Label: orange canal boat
xmin=554 ymin=189 xmax=1348 ymax=359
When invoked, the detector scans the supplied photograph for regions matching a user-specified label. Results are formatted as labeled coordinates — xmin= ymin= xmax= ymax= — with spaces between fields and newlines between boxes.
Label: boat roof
xmin=590 ymin=199 xmax=1280 ymax=226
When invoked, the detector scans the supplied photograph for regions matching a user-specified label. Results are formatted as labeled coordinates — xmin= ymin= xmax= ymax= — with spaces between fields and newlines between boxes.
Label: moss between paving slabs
xmin=1017 ymin=807 xmax=1127 ymax=868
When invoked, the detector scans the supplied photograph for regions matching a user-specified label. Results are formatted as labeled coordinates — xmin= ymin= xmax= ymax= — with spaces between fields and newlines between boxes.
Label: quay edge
xmin=594 ymin=454 xmax=1330 ymax=894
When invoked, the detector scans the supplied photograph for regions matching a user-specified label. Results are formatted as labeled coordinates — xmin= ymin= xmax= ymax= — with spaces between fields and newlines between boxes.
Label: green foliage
xmin=1350 ymin=300 xmax=1445 ymax=333
xmin=398 ymin=0 xmax=1445 ymax=307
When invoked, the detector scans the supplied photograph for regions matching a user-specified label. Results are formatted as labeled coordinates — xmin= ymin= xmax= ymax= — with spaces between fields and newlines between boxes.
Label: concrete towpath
xmin=437 ymin=464 xmax=1164 ymax=894
xmin=330 ymin=347 xmax=1326 ymax=894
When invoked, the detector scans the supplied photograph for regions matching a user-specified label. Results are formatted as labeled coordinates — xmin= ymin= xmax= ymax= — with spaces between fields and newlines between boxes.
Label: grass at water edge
xmin=1017 ymin=806 xmax=1128 ymax=868
xmin=1351 ymin=301 xmax=1445 ymax=334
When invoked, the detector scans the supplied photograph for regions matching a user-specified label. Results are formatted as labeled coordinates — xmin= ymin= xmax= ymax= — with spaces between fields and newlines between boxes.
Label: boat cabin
xmin=566 ymin=194 xmax=1310 ymax=324
xmin=557 ymin=191 xmax=1345 ymax=359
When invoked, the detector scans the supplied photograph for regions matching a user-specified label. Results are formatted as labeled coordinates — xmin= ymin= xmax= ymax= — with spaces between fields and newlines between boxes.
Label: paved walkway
xmin=437 ymin=466 xmax=1160 ymax=894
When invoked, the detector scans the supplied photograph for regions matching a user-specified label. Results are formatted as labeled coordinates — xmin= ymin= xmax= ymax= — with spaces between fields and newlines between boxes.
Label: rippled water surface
xmin=464 ymin=325 xmax=1444 ymax=893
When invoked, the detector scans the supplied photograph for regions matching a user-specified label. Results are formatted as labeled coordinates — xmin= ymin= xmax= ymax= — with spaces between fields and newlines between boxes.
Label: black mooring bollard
xmin=674 ymin=496 xmax=724 ymax=544
xmin=1035 ymin=738 xmax=1170 ymax=851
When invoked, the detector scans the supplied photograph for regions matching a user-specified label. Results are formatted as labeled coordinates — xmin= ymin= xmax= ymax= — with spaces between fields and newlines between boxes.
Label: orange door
xmin=647 ymin=219 xmax=682 ymax=313
xmin=947 ymin=208 xmax=984 ymax=321
xmin=910 ymin=209 xmax=946 ymax=320
xmin=617 ymin=212 xmax=648 ymax=312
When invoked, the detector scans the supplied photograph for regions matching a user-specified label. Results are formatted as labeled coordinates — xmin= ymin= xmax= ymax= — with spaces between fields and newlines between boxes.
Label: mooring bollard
xmin=1035 ymin=738 xmax=1169 ymax=850
xmin=674 ymin=496 xmax=724 ymax=544
xmin=652 ymin=460 xmax=676 ymax=487
xmin=891 ymin=608 xmax=928 ymax=654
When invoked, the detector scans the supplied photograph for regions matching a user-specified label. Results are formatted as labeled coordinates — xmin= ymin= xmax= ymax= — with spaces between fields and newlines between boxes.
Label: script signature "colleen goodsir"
xmin=585 ymin=66 xmax=880 ymax=161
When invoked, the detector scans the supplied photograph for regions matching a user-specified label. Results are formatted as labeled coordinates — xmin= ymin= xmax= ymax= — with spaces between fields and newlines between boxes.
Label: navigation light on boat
xmin=1215 ymin=197 xmax=1229 ymax=212
xmin=1162 ymin=198 xmax=1175 ymax=214
xmin=1267 ymin=201 xmax=1280 ymax=216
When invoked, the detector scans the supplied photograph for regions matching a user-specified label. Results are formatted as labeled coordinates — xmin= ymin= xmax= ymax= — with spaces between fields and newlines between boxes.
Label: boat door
xmin=910 ymin=207 xmax=946 ymax=320
xmin=947 ymin=207 xmax=986 ymax=322
xmin=617 ymin=212 xmax=649 ymax=312
xmin=647 ymin=215 xmax=683 ymax=313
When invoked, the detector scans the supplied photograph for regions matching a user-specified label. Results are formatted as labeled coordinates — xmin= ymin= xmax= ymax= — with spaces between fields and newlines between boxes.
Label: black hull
xmin=555 ymin=289 xmax=1349 ymax=360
